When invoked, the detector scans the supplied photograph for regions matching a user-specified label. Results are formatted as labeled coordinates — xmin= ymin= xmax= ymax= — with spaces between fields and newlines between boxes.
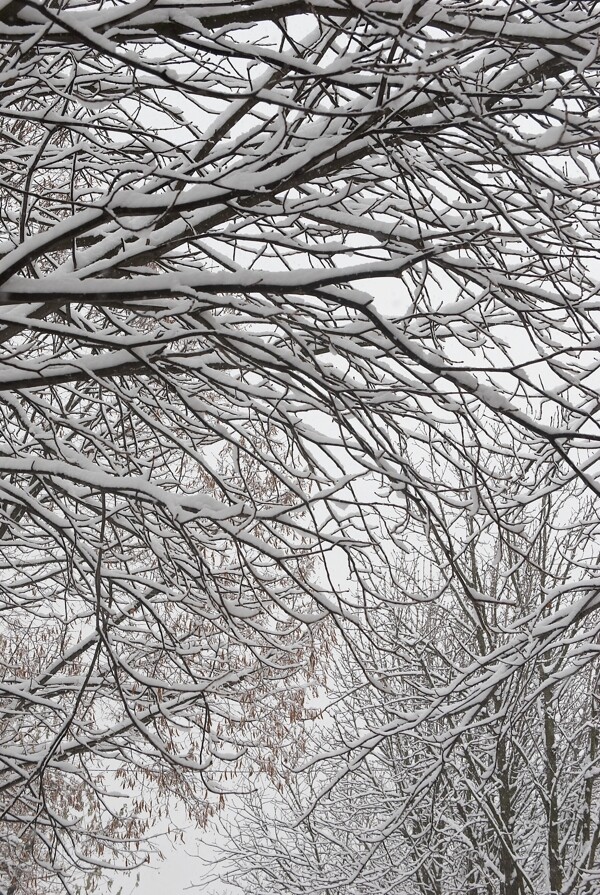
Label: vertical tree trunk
xmin=581 ymin=677 xmax=599 ymax=894
xmin=497 ymin=736 xmax=522 ymax=895
xmin=542 ymin=683 xmax=563 ymax=895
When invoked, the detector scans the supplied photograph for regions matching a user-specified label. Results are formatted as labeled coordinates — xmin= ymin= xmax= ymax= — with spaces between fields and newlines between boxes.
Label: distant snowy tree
xmin=221 ymin=488 xmax=600 ymax=895
xmin=0 ymin=0 xmax=600 ymax=890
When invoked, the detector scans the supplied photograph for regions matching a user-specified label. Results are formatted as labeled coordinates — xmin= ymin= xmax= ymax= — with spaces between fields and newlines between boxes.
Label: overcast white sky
xmin=111 ymin=828 xmax=234 ymax=894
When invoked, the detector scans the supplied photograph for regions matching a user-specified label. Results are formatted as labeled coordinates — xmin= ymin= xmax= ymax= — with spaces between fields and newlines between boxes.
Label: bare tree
xmin=1 ymin=0 xmax=600 ymax=889
xmin=220 ymin=486 xmax=600 ymax=895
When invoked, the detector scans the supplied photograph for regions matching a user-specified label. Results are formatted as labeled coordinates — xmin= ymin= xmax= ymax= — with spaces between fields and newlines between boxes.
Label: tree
xmin=1 ymin=0 xmax=600 ymax=889
xmin=220 ymin=486 xmax=600 ymax=895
